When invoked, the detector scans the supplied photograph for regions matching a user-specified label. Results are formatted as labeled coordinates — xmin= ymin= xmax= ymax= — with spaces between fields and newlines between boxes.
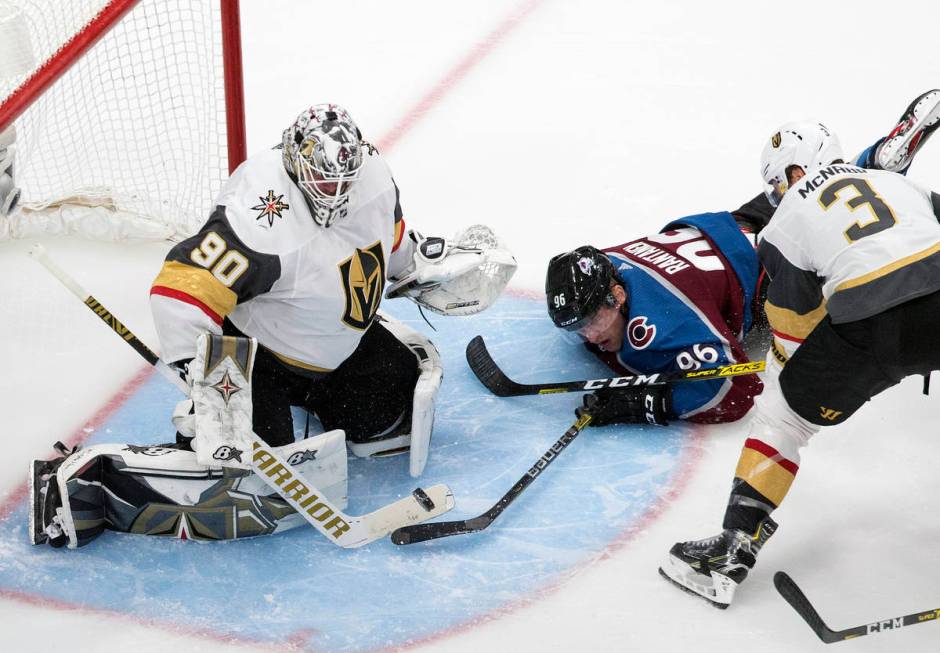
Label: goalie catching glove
xmin=576 ymin=384 xmax=672 ymax=426
xmin=386 ymin=224 xmax=517 ymax=316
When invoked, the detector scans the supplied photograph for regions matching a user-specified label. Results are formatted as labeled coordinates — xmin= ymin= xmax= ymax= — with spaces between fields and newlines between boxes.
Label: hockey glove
xmin=576 ymin=384 xmax=672 ymax=426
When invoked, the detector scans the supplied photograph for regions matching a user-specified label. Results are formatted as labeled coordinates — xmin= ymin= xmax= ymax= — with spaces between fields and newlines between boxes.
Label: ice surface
xmin=2 ymin=1 xmax=939 ymax=651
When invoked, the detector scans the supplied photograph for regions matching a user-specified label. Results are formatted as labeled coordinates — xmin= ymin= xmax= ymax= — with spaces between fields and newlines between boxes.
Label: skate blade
xmin=27 ymin=460 xmax=47 ymax=546
xmin=878 ymin=90 xmax=940 ymax=169
xmin=659 ymin=555 xmax=737 ymax=609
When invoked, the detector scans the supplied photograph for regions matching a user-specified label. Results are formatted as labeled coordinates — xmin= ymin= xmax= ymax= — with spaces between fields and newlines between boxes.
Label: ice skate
xmin=875 ymin=89 xmax=940 ymax=172
xmin=28 ymin=442 xmax=75 ymax=548
xmin=659 ymin=516 xmax=777 ymax=609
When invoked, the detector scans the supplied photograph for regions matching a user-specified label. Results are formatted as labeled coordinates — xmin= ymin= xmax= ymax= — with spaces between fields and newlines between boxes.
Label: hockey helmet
xmin=760 ymin=120 xmax=844 ymax=206
xmin=545 ymin=246 xmax=620 ymax=331
xmin=282 ymin=104 xmax=365 ymax=227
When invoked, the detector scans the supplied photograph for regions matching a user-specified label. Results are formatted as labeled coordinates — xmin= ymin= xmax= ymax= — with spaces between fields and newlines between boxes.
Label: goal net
xmin=0 ymin=0 xmax=245 ymax=241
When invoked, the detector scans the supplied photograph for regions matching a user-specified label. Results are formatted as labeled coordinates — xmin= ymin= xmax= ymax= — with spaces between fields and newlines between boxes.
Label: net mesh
xmin=0 ymin=0 xmax=232 ymax=240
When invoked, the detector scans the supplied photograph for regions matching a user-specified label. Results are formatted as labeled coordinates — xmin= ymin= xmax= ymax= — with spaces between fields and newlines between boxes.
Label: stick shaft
xmin=28 ymin=243 xmax=187 ymax=393
xmin=465 ymin=335 xmax=764 ymax=397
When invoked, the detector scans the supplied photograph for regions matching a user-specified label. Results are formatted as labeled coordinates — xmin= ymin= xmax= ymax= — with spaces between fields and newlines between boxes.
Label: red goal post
xmin=0 ymin=0 xmax=246 ymax=240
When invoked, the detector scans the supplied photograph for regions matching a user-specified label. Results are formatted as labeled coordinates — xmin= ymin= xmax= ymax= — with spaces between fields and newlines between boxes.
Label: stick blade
xmin=345 ymin=483 xmax=455 ymax=548
xmin=391 ymin=515 xmax=492 ymax=545
xmin=465 ymin=335 xmax=523 ymax=397
xmin=774 ymin=571 xmax=840 ymax=644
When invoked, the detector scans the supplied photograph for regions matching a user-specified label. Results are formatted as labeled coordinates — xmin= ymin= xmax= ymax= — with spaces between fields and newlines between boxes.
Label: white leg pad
xmin=50 ymin=430 xmax=348 ymax=548
xmin=190 ymin=334 xmax=257 ymax=469
xmin=374 ymin=311 xmax=443 ymax=477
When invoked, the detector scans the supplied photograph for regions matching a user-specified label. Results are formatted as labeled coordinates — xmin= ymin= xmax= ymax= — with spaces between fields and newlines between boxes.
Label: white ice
xmin=2 ymin=1 xmax=939 ymax=651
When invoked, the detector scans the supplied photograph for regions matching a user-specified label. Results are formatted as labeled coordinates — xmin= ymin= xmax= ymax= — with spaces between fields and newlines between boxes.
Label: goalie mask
xmin=760 ymin=120 xmax=844 ymax=207
xmin=282 ymin=104 xmax=365 ymax=227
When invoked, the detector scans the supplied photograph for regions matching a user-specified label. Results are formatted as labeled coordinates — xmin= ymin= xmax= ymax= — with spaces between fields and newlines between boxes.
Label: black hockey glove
xmin=576 ymin=384 xmax=672 ymax=427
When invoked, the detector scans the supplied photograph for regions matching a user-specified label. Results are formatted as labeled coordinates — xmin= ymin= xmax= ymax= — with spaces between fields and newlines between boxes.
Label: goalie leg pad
xmin=29 ymin=431 xmax=349 ymax=548
xmin=190 ymin=334 xmax=257 ymax=469
xmin=346 ymin=312 xmax=443 ymax=477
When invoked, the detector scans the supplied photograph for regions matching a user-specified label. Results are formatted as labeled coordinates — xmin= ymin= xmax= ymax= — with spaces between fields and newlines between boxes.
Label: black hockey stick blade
xmin=391 ymin=414 xmax=592 ymax=545
xmin=465 ymin=335 xmax=764 ymax=397
xmin=391 ymin=515 xmax=493 ymax=545
xmin=774 ymin=572 xmax=842 ymax=643
xmin=774 ymin=571 xmax=940 ymax=643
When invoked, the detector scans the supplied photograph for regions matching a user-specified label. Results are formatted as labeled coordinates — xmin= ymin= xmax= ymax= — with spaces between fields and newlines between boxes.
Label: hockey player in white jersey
xmin=28 ymin=104 xmax=516 ymax=548
xmin=661 ymin=97 xmax=940 ymax=608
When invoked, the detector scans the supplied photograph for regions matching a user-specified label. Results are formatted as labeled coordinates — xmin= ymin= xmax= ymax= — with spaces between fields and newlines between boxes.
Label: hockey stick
xmin=391 ymin=337 xmax=766 ymax=545
xmin=391 ymin=412 xmax=592 ymax=545
xmin=28 ymin=243 xmax=454 ymax=548
xmin=465 ymin=335 xmax=765 ymax=397
xmin=774 ymin=571 xmax=940 ymax=643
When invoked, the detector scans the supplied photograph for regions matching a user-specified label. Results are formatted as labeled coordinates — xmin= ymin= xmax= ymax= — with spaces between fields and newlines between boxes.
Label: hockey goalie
xmin=29 ymin=103 xmax=516 ymax=549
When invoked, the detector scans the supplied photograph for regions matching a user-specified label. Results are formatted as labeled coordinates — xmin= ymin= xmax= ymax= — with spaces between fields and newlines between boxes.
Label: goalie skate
xmin=659 ymin=516 xmax=777 ymax=609
xmin=875 ymin=89 xmax=940 ymax=172
xmin=28 ymin=442 xmax=73 ymax=547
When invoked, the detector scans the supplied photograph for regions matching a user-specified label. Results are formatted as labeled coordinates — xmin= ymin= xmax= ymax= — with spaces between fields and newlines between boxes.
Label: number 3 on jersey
xmin=818 ymin=177 xmax=897 ymax=243
xmin=191 ymin=231 xmax=249 ymax=286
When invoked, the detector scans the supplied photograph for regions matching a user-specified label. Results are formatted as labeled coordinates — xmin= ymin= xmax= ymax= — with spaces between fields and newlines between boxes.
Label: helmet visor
xmin=763 ymin=174 xmax=788 ymax=207
xmin=576 ymin=299 xmax=620 ymax=340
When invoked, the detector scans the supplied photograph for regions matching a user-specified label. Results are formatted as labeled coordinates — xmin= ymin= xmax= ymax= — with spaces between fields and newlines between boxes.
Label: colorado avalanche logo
xmin=577 ymin=257 xmax=595 ymax=275
xmin=627 ymin=316 xmax=656 ymax=350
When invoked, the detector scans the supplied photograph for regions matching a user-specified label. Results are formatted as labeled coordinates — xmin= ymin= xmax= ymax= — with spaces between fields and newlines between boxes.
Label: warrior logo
xmin=213 ymin=446 xmax=244 ymax=463
xmin=252 ymin=189 xmax=290 ymax=227
xmin=287 ymin=449 xmax=319 ymax=465
xmin=123 ymin=444 xmax=174 ymax=456
xmin=771 ymin=132 xmax=782 ymax=148
xmin=338 ymin=240 xmax=387 ymax=330
xmin=627 ymin=315 xmax=656 ymax=350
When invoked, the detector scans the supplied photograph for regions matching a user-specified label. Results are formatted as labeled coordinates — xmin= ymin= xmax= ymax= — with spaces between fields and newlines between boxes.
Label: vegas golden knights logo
xmin=339 ymin=240 xmax=387 ymax=330
xmin=771 ymin=131 xmax=782 ymax=148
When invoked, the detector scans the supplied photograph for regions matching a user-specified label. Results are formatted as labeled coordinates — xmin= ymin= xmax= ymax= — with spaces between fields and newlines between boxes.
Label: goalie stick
xmin=775 ymin=571 xmax=940 ymax=643
xmin=28 ymin=243 xmax=454 ymax=548
xmin=465 ymin=335 xmax=765 ymax=397
xmin=391 ymin=339 xmax=764 ymax=545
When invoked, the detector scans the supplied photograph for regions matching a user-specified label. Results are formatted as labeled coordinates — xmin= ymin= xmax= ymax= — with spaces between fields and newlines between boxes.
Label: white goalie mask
xmin=282 ymin=104 xmax=365 ymax=227
xmin=760 ymin=120 xmax=844 ymax=206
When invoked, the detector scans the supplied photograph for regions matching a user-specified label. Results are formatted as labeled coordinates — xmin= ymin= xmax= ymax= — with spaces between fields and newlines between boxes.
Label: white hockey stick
xmin=28 ymin=243 xmax=455 ymax=548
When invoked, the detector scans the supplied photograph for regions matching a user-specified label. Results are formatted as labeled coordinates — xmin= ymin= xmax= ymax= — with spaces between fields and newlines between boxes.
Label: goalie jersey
xmin=150 ymin=147 xmax=414 ymax=372
xmin=594 ymin=212 xmax=763 ymax=423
